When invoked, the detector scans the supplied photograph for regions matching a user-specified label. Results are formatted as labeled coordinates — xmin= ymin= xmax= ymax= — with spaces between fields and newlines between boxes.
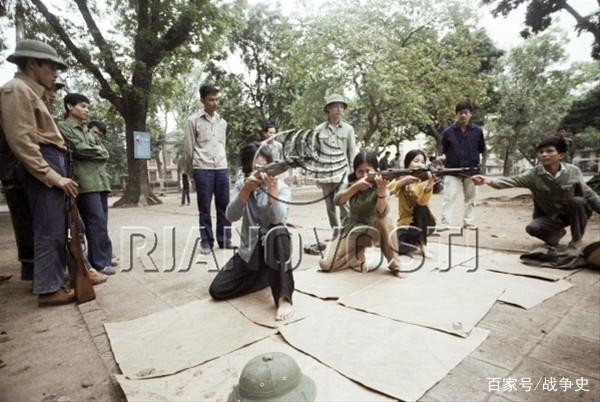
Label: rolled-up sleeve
xmin=1 ymin=88 xmax=62 ymax=187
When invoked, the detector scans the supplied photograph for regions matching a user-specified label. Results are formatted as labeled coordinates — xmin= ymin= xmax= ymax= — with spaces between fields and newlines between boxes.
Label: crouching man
xmin=208 ymin=142 xmax=294 ymax=321
xmin=473 ymin=137 xmax=600 ymax=249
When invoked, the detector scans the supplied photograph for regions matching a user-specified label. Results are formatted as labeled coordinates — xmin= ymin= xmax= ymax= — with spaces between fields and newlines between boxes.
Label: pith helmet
xmin=583 ymin=241 xmax=600 ymax=269
xmin=7 ymin=39 xmax=68 ymax=70
xmin=323 ymin=93 xmax=347 ymax=113
xmin=228 ymin=352 xmax=316 ymax=402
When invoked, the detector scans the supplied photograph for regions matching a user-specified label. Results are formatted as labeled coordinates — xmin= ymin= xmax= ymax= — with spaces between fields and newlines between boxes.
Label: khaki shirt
xmin=388 ymin=179 xmax=436 ymax=226
xmin=184 ymin=109 xmax=227 ymax=170
xmin=0 ymin=73 xmax=66 ymax=187
xmin=313 ymin=120 xmax=356 ymax=183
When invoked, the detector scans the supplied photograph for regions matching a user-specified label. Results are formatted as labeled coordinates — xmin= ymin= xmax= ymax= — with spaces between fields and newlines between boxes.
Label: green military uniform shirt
xmin=57 ymin=119 xmax=111 ymax=194
xmin=490 ymin=163 xmax=600 ymax=219
xmin=334 ymin=180 xmax=388 ymax=238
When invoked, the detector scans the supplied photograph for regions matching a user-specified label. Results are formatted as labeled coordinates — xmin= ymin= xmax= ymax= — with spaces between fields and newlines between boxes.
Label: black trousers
xmin=1 ymin=179 xmax=34 ymax=280
xmin=25 ymin=145 xmax=68 ymax=294
xmin=209 ymin=226 xmax=294 ymax=306
xmin=526 ymin=197 xmax=593 ymax=246
xmin=397 ymin=205 xmax=436 ymax=255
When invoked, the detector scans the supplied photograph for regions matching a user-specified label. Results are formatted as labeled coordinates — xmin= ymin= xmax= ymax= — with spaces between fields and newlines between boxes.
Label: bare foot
xmin=276 ymin=298 xmax=294 ymax=321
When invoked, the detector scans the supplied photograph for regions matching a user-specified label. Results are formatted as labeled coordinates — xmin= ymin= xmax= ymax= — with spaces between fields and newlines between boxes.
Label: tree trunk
xmin=502 ymin=141 xmax=515 ymax=176
xmin=113 ymin=95 xmax=161 ymax=207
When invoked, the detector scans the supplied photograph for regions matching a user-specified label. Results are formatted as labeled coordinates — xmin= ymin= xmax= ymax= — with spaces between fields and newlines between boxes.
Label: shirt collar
xmin=327 ymin=120 xmax=343 ymax=130
xmin=15 ymin=72 xmax=46 ymax=99
xmin=452 ymin=122 xmax=472 ymax=132
xmin=540 ymin=162 xmax=565 ymax=179
xmin=200 ymin=109 xmax=220 ymax=121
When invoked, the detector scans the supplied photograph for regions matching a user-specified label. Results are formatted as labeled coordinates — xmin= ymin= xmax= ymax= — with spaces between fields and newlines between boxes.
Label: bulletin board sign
xmin=133 ymin=131 xmax=152 ymax=160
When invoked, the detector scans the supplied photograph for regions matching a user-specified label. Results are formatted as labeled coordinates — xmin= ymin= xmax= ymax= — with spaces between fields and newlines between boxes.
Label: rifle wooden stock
xmin=67 ymin=198 xmax=95 ymax=303
xmin=367 ymin=167 xmax=479 ymax=182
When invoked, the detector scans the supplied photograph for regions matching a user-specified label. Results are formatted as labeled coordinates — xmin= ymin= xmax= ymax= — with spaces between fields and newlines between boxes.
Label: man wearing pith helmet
xmin=0 ymin=39 xmax=79 ymax=306
xmin=313 ymin=93 xmax=357 ymax=239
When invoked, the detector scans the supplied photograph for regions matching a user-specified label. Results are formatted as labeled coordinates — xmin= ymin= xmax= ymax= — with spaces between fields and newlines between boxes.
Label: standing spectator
xmin=379 ymin=151 xmax=391 ymax=171
xmin=58 ymin=94 xmax=114 ymax=276
xmin=1 ymin=39 xmax=78 ymax=306
xmin=184 ymin=84 xmax=233 ymax=254
xmin=0 ymin=80 xmax=63 ymax=282
xmin=440 ymin=101 xmax=486 ymax=229
xmin=88 ymin=119 xmax=120 ymax=268
xmin=314 ymin=94 xmax=357 ymax=238
xmin=181 ymin=172 xmax=190 ymax=206
xmin=390 ymin=152 xmax=401 ymax=169
xmin=557 ymin=125 xmax=575 ymax=163
xmin=262 ymin=121 xmax=283 ymax=161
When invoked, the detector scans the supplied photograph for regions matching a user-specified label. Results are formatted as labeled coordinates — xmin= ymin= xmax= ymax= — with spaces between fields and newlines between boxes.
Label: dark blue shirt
xmin=441 ymin=123 xmax=486 ymax=174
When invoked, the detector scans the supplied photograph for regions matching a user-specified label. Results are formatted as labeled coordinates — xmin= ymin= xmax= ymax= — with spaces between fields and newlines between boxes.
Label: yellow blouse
xmin=388 ymin=179 xmax=436 ymax=226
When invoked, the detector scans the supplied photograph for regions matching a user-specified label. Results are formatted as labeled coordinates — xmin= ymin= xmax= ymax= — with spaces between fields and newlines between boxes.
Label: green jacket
xmin=57 ymin=119 xmax=111 ymax=194
xmin=490 ymin=163 xmax=600 ymax=219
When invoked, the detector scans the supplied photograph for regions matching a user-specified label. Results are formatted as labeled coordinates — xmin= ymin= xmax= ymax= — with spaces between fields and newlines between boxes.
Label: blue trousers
xmin=77 ymin=192 xmax=112 ymax=269
xmin=193 ymin=169 xmax=231 ymax=248
xmin=25 ymin=146 xmax=67 ymax=294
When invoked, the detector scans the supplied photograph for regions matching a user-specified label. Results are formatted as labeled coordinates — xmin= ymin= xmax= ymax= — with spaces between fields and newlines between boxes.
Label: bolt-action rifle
xmin=66 ymin=149 xmax=95 ymax=303
xmin=367 ymin=167 xmax=480 ymax=182
xmin=256 ymin=156 xmax=308 ymax=177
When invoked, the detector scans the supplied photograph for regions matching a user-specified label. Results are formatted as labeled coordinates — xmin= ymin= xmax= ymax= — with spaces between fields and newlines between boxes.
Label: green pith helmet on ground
xmin=583 ymin=241 xmax=600 ymax=269
xmin=228 ymin=352 xmax=316 ymax=402
xmin=323 ymin=93 xmax=347 ymax=113
xmin=7 ymin=39 xmax=68 ymax=70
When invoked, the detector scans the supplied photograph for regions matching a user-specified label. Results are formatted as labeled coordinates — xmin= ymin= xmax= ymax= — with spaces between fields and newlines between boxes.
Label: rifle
xmin=66 ymin=149 xmax=95 ymax=303
xmin=367 ymin=167 xmax=480 ymax=182
xmin=256 ymin=156 xmax=308 ymax=177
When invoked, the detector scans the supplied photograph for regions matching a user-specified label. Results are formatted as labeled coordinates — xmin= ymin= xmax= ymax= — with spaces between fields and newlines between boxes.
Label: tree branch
xmin=30 ymin=0 xmax=122 ymax=108
xmin=563 ymin=1 xmax=600 ymax=39
xmin=152 ymin=13 xmax=194 ymax=65
xmin=73 ymin=0 xmax=128 ymax=89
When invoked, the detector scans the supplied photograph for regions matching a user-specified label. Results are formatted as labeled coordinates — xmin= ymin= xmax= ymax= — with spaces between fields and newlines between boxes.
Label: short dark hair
xmin=240 ymin=141 xmax=273 ymax=176
xmin=537 ymin=137 xmax=567 ymax=154
xmin=404 ymin=149 xmax=427 ymax=168
xmin=455 ymin=101 xmax=473 ymax=113
xmin=262 ymin=121 xmax=276 ymax=132
xmin=87 ymin=120 xmax=106 ymax=135
xmin=63 ymin=93 xmax=90 ymax=116
xmin=199 ymin=84 xmax=219 ymax=99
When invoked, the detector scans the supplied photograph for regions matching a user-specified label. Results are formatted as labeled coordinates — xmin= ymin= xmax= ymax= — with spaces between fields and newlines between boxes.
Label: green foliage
xmin=562 ymin=83 xmax=600 ymax=136
xmin=487 ymin=29 xmax=596 ymax=172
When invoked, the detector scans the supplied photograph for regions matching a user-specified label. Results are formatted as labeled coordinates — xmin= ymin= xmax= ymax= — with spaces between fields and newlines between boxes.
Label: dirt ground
xmin=0 ymin=183 xmax=598 ymax=402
